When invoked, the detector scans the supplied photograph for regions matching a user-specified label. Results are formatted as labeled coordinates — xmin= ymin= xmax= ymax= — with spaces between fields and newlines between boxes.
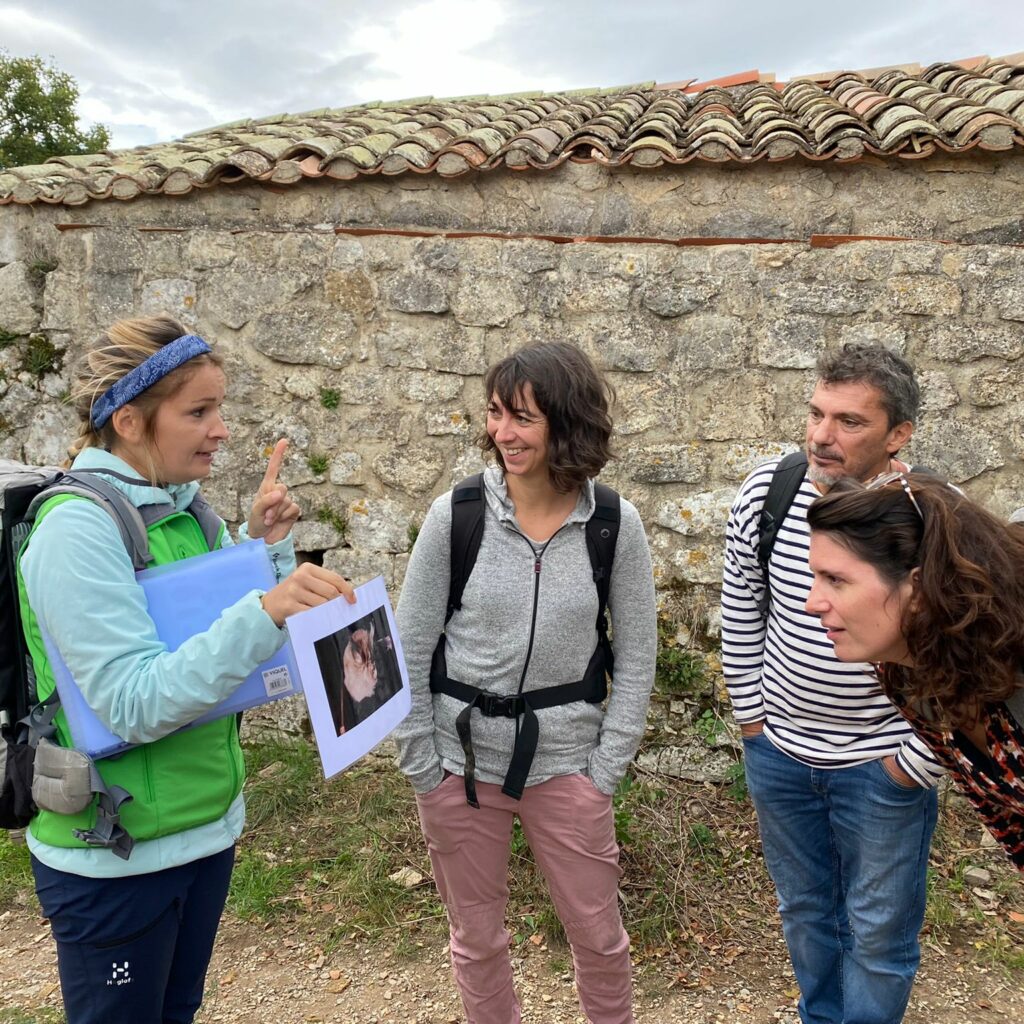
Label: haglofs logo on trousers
xmin=107 ymin=961 xmax=132 ymax=987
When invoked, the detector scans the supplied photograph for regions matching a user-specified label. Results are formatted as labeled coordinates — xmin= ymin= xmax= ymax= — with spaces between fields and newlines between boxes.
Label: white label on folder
xmin=262 ymin=665 xmax=294 ymax=697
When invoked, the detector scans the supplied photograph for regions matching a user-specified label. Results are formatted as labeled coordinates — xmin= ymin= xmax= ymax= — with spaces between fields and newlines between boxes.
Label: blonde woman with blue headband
xmin=18 ymin=315 xmax=355 ymax=1024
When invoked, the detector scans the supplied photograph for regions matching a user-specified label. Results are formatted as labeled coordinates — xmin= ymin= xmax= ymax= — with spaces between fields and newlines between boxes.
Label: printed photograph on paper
xmin=286 ymin=575 xmax=410 ymax=779
xmin=315 ymin=607 xmax=403 ymax=735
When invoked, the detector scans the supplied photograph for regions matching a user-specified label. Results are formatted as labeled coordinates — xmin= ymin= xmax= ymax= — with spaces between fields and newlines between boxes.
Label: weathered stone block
xmin=613 ymin=372 xmax=676 ymax=435
xmin=141 ymin=278 xmax=198 ymax=325
xmin=911 ymin=418 xmax=1002 ymax=482
xmin=426 ymin=409 xmax=472 ymax=435
xmin=768 ymin=278 xmax=875 ymax=315
xmin=322 ymin=548 xmax=394 ymax=588
xmin=673 ymin=314 xmax=748 ymax=370
xmin=642 ymin=275 xmax=720 ymax=317
xmin=330 ymin=236 xmax=367 ymax=267
xmin=624 ymin=443 xmax=709 ymax=484
xmin=573 ymin=315 xmax=666 ymax=372
xmin=415 ymin=239 xmax=460 ymax=271
xmin=372 ymin=446 xmax=445 ymax=495
xmin=837 ymin=322 xmax=907 ymax=353
xmin=451 ymin=275 xmax=526 ymax=327
xmin=399 ymin=371 xmax=464 ymax=402
xmin=669 ymin=541 xmax=724 ymax=585
xmin=282 ymin=372 xmax=320 ymax=400
xmin=204 ymin=269 xmax=316 ymax=329
xmin=346 ymin=497 xmax=412 ymax=553
xmin=328 ymin=451 xmax=363 ymax=485
xmin=250 ymin=311 xmax=355 ymax=367
xmin=14 ymin=403 xmax=77 ymax=465
xmin=967 ymin=366 xmax=1023 ymax=408
xmin=0 ymin=220 xmax=21 ymax=265
xmin=186 ymin=231 xmax=237 ymax=269
xmin=692 ymin=373 xmax=775 ymax=440
xmin=656 ymin=488 xmax=735 ymax=537
xmin=929 ymin=323 xmax=1024 ymax=362
xmin=291 ymin=520 xmax=344 ymax=553
xmin=325 ymin=269 xmax=375 ymax=314
xmin=758 ymin=315 xmax=828 ymax=369
xmin=502 ymin=240 xmax=558 ymax=274
xmin=721 ymin=442 xmax=800 ymax=481
xmin=375 ymin=319 xmax=486 ymax=375
xmin=84 ymin=272 xmax=136 ymax=326
xmin=0 ymin=263 xmax=39 ymax=333
xmin=561 ymin=272 xmax=634 ymax=314
xmin=888 ymin=275 xmax=962 ymax=315
xmin=86 ymin=230 xmax=144 ymax=272
xmin=917 ymin=370 xmax=959 ymax=412
xmin=345 ymin=409 xmax=409 ymax=443
xmin=891 ymin=244 xmax=945 ymax=275
xmin=382 ymin=271 xmax=449 ymax=313
xmin=990 ymin=279 xmax=1024 ymax=322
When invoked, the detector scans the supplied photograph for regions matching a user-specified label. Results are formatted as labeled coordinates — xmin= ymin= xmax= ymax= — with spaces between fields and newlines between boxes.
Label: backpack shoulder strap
xmin=756 ymin=452 xmax=808 ymax=616
xmin=28 ymin=473 xmax=153 ymax=571
xmin=586 ymin=482 xmax=621 ymax=673
xmin=586 ymin=482 xmax=621 ymax=618
xmin=446 ymin=474 xmax=485 ymax=624
xmin=184 ymin=491 xmax=225 ymax=552
xmin=757 ymin=452 xmax=808 ymax=573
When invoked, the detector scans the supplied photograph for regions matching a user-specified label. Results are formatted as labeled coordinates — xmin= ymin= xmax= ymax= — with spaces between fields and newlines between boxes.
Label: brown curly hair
xmin=807 ymin=473 xmax=1024 ymax=728
xmin=478 ymin=342 xmax=615 ymax=494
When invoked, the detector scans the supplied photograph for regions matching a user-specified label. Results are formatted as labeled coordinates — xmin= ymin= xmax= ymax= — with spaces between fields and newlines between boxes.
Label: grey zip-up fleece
xmin=394 ymin=466 xmax=657 ymax=796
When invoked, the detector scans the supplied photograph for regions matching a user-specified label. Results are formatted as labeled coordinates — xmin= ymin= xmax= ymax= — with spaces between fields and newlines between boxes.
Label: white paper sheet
xmin=285 ymin=575 xmax=410 ymax=779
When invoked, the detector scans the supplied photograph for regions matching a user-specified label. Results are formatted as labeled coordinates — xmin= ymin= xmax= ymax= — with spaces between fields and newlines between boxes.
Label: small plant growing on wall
xmin=0 ymin=328 xmax=17 ymax=349
xmin=307 ymin=453 xmax=330 ymax=476
xmin=316 ymin=505 xmax=347 ymax=539
xmin=22 ymin=334 xmax=61 ymax=377
xmin=319 ymin=387 xmax=341 ymax=410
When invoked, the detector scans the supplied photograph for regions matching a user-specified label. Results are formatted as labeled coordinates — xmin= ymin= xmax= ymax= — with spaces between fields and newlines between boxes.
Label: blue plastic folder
xmin=42 ymin=539 xmax=300 ymax=759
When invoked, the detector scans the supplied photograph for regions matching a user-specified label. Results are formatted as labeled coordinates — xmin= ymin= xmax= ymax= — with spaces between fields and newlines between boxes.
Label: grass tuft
xmin=306 ymin=453 xmax=330 ymax=476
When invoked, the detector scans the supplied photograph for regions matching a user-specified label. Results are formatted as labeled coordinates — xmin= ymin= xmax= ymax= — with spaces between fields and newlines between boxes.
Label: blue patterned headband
xmin=91 ymin=334 xmax=213 ymax=429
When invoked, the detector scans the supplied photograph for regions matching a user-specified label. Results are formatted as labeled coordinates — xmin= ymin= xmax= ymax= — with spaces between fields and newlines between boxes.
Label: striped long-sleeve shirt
xmin=721 ymin=458 xmax=945 ymax=787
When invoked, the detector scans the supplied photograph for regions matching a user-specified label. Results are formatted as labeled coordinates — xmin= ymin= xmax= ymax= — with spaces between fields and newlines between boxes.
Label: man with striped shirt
xmin=722 ymin=344 xmax=942 ymax=1024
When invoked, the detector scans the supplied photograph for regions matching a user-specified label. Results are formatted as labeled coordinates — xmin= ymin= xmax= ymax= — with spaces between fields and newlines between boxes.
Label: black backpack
xmin=0 ymin=460 xmax=219 ymax=832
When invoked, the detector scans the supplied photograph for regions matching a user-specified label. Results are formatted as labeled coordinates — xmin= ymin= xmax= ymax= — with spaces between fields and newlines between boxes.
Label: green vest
xmin=18 ymin=494 xmax=245 ymax=850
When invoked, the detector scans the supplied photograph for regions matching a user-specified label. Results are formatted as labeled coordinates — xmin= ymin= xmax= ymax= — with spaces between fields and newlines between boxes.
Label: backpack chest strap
xmin=430 ymin=638 xmax=607 ymax=807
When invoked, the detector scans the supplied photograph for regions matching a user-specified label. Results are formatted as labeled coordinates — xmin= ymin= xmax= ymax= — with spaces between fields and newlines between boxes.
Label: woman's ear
xmin=110 ymin=403 xmax=143 ymax=445
xmin=907 ymin=566 xmax=923 ymax=613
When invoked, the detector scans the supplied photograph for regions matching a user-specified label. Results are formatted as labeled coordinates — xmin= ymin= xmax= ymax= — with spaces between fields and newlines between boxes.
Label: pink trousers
xmin=415 ymin=772 xmax=634 ymax=1024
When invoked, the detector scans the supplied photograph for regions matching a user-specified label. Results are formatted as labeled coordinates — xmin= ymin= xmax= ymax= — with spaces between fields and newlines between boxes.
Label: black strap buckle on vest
xmin=430 ymin=638 xmax=608 ymax=808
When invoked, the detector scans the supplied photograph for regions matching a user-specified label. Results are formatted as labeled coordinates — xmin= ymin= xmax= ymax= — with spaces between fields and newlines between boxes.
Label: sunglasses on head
xmin=865 ymin=470 xmax=924 ymax=523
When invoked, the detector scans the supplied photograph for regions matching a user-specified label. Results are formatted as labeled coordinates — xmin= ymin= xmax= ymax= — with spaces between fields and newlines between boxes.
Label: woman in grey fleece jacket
xmin=394 ymin=342 xmax=657 ymax=1024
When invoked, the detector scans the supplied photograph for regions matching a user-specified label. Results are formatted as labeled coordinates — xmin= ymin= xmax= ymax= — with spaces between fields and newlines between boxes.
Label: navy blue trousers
xmin=32 ymin=846 xmax=234 ymax=1024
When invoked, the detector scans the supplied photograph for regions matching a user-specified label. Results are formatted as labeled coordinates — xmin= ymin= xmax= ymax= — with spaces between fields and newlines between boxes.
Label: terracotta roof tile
xmin=5 ymin=55 xmax=1024 ymax=205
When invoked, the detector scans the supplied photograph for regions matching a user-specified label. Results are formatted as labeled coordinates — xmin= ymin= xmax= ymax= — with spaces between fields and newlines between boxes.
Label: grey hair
xmin=815 ymin=343 xmax=920 ymax=428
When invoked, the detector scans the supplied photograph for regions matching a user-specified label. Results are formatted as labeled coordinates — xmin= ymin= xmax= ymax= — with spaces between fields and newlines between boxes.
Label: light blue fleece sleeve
xmin=21 ymin=500 xmax=291 ymax=745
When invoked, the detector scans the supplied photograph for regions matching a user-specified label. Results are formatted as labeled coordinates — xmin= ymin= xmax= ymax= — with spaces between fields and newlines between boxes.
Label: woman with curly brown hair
xmin=393 ymin=341 xmax=657 ymax=1023
xmin=805 ymin=472 xmax=1024 ymax=870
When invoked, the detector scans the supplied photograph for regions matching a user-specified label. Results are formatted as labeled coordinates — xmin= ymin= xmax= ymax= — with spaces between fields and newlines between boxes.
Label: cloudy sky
xmin=5 ymin=0 xmax=1024 ymax=149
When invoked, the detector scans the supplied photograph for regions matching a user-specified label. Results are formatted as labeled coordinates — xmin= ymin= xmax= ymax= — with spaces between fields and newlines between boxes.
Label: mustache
xmin=809 ymin=445 xmax=842 ymax=461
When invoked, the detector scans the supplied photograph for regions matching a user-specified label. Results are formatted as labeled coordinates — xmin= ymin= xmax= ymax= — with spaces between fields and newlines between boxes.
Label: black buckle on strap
xmin=478 ymin=692 xmax=524 ymax=718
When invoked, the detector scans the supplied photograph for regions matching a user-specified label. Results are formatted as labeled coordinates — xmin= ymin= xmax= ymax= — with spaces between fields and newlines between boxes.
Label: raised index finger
xmin=261 ymin=439 xmax=288 ymax=490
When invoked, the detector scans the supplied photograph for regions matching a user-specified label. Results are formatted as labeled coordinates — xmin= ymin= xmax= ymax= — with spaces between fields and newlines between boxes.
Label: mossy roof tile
xmin=5 ymin=55 xmax=1024 ymax=205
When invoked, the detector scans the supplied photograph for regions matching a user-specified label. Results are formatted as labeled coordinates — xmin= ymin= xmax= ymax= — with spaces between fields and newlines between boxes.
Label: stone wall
xmin=3 ymin=156 xmax=1024 ymax=738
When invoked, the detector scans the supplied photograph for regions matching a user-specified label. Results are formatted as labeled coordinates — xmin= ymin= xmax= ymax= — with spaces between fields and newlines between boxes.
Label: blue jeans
xmin=743 ymin=733 xmax=937 ymax=1024
xmin=32 ymin=846 xmax=234 ymax=1024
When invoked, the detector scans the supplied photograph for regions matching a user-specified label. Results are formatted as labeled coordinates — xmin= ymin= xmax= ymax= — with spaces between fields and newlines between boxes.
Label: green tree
xmin=0 ymin=52 xmax=111 ymax=169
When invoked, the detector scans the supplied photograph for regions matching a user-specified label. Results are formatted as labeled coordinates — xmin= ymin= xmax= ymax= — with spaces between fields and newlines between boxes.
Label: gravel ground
xmin=2 ymin=906 xmax=1021 ymax=1023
